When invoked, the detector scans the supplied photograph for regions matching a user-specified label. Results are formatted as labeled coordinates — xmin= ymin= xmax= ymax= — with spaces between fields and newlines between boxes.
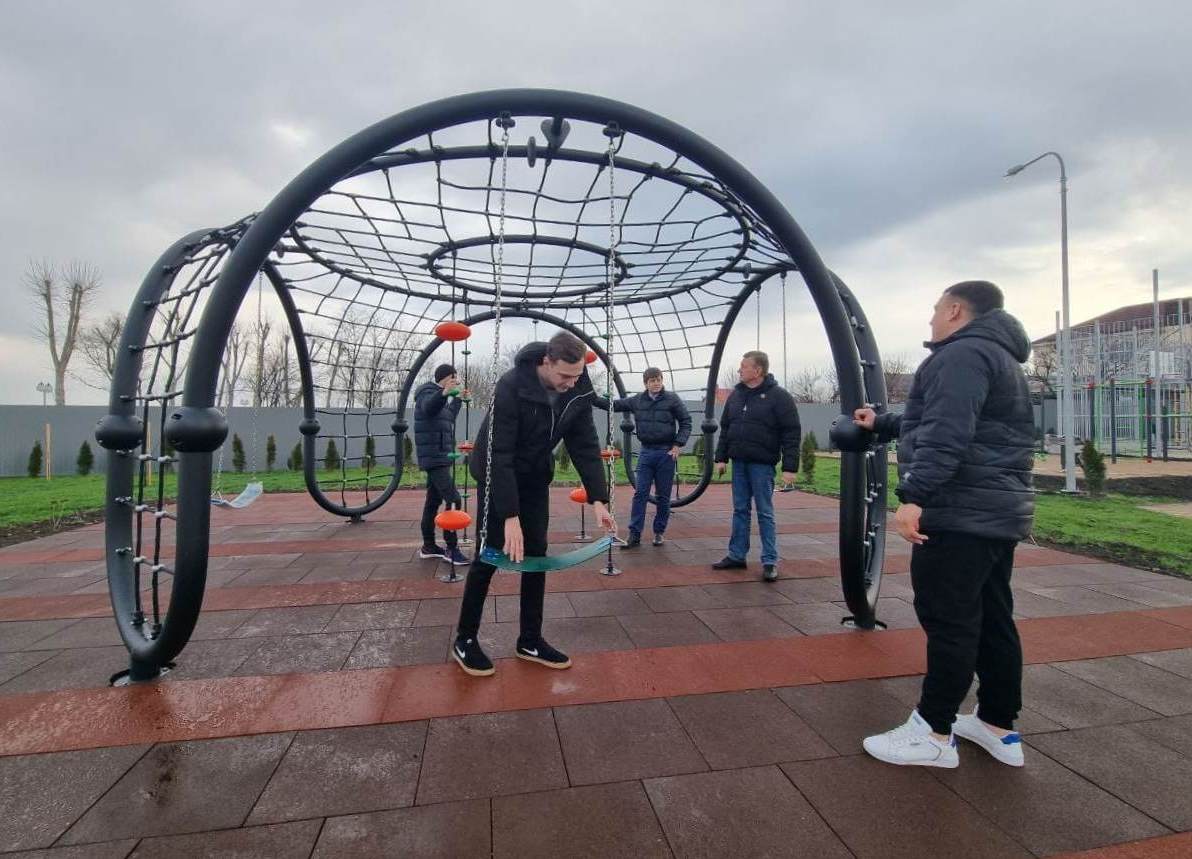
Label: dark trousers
xmin=629 ymin=446 xmax=676 ymax=536
xmin=457 ymin=477 xmax=550 ymax=645
xmin=420 ymin=465 xmax=462 ymax=548
xmin=912 ymin=530 xmax=1023 ymax=735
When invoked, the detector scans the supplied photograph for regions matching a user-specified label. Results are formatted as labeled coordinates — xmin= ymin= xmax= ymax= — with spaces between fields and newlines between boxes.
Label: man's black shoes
xmin=763 ymin=564 xmax=778 ymax=582
xmin=712 ymin=556 xmax=747 ymax=570
xmin=622 ymin=531 xmax=642 ymax=549
xmin=452 ymin=637 xmax=494 ymax=676
xmin=419 ymin=544 xmax=448 ymax=560
xmin=516 ymin=638 xmax=572 ymax=669
xmin=652 ymin=533 xmax=664 ymax=547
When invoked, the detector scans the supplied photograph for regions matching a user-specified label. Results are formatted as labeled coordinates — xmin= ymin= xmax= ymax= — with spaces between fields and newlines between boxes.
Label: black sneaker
xmin=712 ymin=556 xmax=747 ymax=570
xmin=515 ymin=638 xmax=572 ymax=669
xmin=622 ymin=532 xmax=641 ymax=549
xmin=446 ymin=546 xmax=470 ymax=566
xmin=763 ymin=564 xmax=778 ymax=582
xmin=652 ymin=533 xmax=664 ymax=547
xmin=419 ymin=544 xmax=448 ymax=560
xmin=452 ymin=637 xmax=494 ymax=676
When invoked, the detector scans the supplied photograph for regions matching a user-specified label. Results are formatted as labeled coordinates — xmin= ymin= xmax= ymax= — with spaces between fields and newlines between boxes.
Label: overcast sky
xmin=2 ymin=0 xmax=1190 ymax=404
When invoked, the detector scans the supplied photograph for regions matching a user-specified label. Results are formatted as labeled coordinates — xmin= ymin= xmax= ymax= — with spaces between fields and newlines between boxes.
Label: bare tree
xmin=719 ymin=363 xmax=740 ymax=391
xmin=218 ymin=323 xmax=249 ymax=408
xmin=26 ymin=260 xmax=101 ymax=404
xmin=787 ymin=366 xmax=824 ymax=403
xmin=76 ymin=312 xmax=124 ymax=385
xmin=1025 ymin=346 xmax=1059 ymax=394
xmin=820 ymin=363 xmax=841 ymax=402
xmin=249 ymin=317 xmax=273 ymax=407
xmin=881 ymin=353 xmax=916 ymax=404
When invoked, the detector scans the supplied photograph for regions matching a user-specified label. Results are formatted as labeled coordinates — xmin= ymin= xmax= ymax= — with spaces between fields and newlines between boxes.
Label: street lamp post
xmin=36 ymin=382 xmax=53 ymax=408
xmin=1006 ymin=152 xmax=1077 ymax=493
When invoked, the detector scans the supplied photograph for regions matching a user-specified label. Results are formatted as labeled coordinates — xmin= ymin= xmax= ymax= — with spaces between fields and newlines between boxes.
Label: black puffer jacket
xmin=596 ymin=389 xmax=692 ymax=447
xmin=714 ymin=374 xmax=801 ymax=471
xmin=413 ymin=381 xmax=463 ymax=469
xmin=470 ymin=342 xmax=609 ymax=520
xmin=874 ymin=309 xmax=1036 ymax=541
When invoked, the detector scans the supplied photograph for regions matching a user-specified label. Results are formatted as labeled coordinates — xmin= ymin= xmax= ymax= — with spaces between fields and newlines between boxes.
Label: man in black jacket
xmin=453 ymin=332 xmax=616 ymax=677
xmin=856 ymin=280 xmax=1035 ymax=770
xmin=413 ymin=364 xmax=469 ymax=566
xmin=596 ymin=368 xmax=692 ymax=547
xmin=712 ymin=351 xmax=801 ymax=582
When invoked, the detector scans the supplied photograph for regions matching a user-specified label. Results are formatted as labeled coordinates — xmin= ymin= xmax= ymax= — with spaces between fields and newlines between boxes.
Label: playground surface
xmin=1 ymin=485 xmax=1191 ymax=857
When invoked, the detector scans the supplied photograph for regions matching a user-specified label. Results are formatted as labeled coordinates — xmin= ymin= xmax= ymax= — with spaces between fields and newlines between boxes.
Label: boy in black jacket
xmin=412 ymin=363 xmax=469 ymax=566
xmin=453 ymin=332 xmax=617 ymax=677
xmin=712 ymin=351 xmax=801 ymax=582
xmin=596 ymin=368 xmax=692 ymax=547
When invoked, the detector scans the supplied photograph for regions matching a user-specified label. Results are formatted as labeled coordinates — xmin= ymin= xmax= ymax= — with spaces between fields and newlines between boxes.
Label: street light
xmin=1005 ymin=151 xmax=1077 ymax=493
xmin=36 ymin=381 xmax=53 ymax=407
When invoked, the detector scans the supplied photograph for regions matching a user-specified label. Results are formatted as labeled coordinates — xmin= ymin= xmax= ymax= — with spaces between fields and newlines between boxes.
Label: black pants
xmin=456 ymin=477 xmax=550 ymax=645
xmin=420 ymin=465 xmax=462 ymax=548
xmin=911 ymin=530 xmax=1023 ymax=735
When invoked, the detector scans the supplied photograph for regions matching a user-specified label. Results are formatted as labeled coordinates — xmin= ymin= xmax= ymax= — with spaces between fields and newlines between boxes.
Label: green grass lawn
xmin=4 ymin=454 xmax=1190 ymax=578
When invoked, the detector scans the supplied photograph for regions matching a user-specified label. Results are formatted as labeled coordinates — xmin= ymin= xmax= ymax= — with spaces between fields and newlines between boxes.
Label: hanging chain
xmin=780 ymin=271 xmax=788 ymax=386
xmin=603 ymin=127 xmax=620 ymax=530
xmin=477 ymin=117 xmax=512 ymax=551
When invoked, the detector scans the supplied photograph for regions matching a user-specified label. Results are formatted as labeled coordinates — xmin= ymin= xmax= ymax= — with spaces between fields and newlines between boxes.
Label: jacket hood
xmin=735 ymin=373 xmax=778 ymax=393
xmin=931 ymin=309 xmax=1032 ymax=363
xmin=515 ymin=342 xmax=549 ymax=367
xmin=512 ymin=341 xmax=594 ymax=399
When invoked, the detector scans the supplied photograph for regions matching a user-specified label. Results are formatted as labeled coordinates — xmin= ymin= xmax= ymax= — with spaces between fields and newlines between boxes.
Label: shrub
xmin=556 ymin=444 xmax=571 ymax=472
xmin=77 ymin=441 xmax=94 ymax=476
xmin=402 ymin=435 xmax=413 ymax=471
xmin=265 ymin=435 xmax=277 ymax=472
xmin=288 ymin=441 xmax=303 ymax=471
xmin=324 ymin=439 xmax=341 ymax=471
xmin=800 ymin=432 xmax=818 ymax=482
xmin=363 ymin=436 xmax=376 ymax=469
xmin=692 ymin=435 xmax=705 ymax=459
xmin=1081 ymin=439 xmax=1106 ymax=496
xmin=27 ymin=440 xmax=43 ymax=478
xmin=231 ymin=434 xmax=246 ymax=473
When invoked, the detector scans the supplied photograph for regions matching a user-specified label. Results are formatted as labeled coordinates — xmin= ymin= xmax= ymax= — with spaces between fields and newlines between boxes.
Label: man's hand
xmin=894 ymin=503 xmax=928 ymax=545
xmin=503 ymin=515 xmax=525 ymax=562
xmin=669 ymin=445 xmax=681 ymax=461
xmin=781 ymin=471 xmax=797 ymax=485
xmin=853 ymin=407 xmax=877 ymax=431
xmin=715 ymin=461 xmax=727 ymax=476
xmin=438 ymin=373 xmax=458 ymax=391
xmin=592 ymin=501 xmax=617 ymax=536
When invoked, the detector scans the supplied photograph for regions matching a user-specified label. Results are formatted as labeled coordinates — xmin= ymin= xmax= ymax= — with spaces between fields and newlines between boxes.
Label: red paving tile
xmin=1049 ymin=833 xmax=1192 ymax=859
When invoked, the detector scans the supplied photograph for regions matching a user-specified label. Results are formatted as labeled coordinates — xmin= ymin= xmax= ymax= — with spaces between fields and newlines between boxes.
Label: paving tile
xmin=412 ymin=597 xmax=493 ymax=627
xmin=555 ymin=698 xmax=707 ymax=784
xmin=768 ymin=602 xmax=851 ymax=635
xmin=635 ymin=584 xmax=721 ymax=612
xmin=1087 ymin=581 xmax=1192 ymax=607
xmin=417 ymin=709 xmax=567 ymax=804
xmin=232 ymin=605 xmax=338 ymax=637
xmin=1128 ymin=714 xmax=1192 ymax=757
xmin=1129 ymin=647 xmax=1192 ymax=680
xmin=475 ymin=620 xmax=522 ymax=659
xmin=693 ymin=607 xmax=798 ymax=641
xmin=567 ymin=589 xmax=653 ymax=617
xmin=1137 ymin=575 xmax=1192 ymax=595
xmin=845 ymin=597 xmax=921 ymax=629
xmin=160 ymin=637 xmax=264 ymax=682
xmin=1026 ymin=586 xmax=1149 ymax=613
xmin=1029 ymin=724 xmax=1192 ymax=830
xmin=0 ymin=619 xmax=77 ymax=652
xmin=188 ymin=608 xmax=257 ymax=639
xmin=324 ymin=600 xmax=418 ymax=631
xmin=538 ymin=616 xmax=635 ymax=653
xmin=219 ymin=566 xmax=308 ymax=587
xmin=0 ymin=650 xmax=57 ymax=685
xmin=0 ymin=745 xmax=148 ymax=852
xmin=7 ymin=842 xmax=138 ymax=858
xmin=345 ymin=626 xmax=453 ymax=668
xmin=19 ymin=617 xmax=123 ymax=649
xmin=59 ymin=734 xmax=293 ymax=844
xmin=932 ymin=745 xmax=1170 ymax=855
xmin=783 ymin=755 xmax=1031 ymax=858
xmin=494 ymin=592 xmax=575 ymax=623
xmin=1009 ymin=587 xmax=1088 ymax=618
xmin=617 ymin=611 xmax=719 ymax=648
xmin=876 ymin=673 xmax=1064 ymax=735
xmin=129 ymin=820 xmax=323 ymax=858
xmin=313 ymin=799 xmax=491 ymax=858
xmin=0 ymin=645 xmax=127 ymax=693
xmin=700 ymin=581 xmax=792 ymax=608
xmin=1053 ymin=655 xmax=1192 ymax=716
xmin=769 ymin=576 xmax=849 ymax=604
xmin=249 ymin=722 xmax=426 ymax=822
xmin=234 ymin=632 xmax=361 ymax=676
xmin=775 ymin=679 xmax=918 ymax=754
xmin=668 ymin=689 xmax=836 ymax=767
xmin=493 ymin=781 xmax=670 ymax=858
xmin=644 ymin=765 xmax=852 ymax=858
xmin=297 ymin=564 xmax=373 ymax=584
xmin=1023 ymin=664 xmax=1162 ymax=727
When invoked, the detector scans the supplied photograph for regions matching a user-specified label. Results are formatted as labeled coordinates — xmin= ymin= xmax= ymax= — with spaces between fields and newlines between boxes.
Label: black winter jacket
xmin=595 ymin=389 xmax=692 ymax=447
xmin=470 ymin=342 xmax=609 ymax=520
xmin=413 ymin=381 xmax=463 ymax=469
xmin=874 ymin=309 xmax=1036 ymax=542
xmin=714 ymin=374 xmax=801 ymax=471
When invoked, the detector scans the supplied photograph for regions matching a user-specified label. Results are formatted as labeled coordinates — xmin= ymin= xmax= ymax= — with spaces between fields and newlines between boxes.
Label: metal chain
xmin=604 ymin=130 xmax=618 ymax=525
xmin=477 ymin=118 xmax=512 ymax=550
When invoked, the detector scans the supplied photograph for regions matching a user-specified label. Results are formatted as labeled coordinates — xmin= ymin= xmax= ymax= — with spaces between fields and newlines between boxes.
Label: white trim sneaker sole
xmin=953 ymin=712 xmax=1025 ymax=766
xmin=452 ymin=644 xmax=494 ymax=677
xmin=862 ymin=710 xmax=960 ymax=768
xmin=515 ymin=649 xmax=572 ymax=669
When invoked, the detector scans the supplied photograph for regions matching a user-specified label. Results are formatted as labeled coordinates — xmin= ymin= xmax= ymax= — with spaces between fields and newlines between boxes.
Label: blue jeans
xmin=629 ymin=447 xmax=676 ymax=536
xmin=728 ymin=460 xmax=777 ymax=564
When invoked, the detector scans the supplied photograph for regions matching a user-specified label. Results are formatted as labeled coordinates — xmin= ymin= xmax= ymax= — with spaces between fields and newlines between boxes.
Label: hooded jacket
xmin=714 ymin=373 xmax=801 ymax=471
xmin=596 ymin=389 xmax=692 ymax=447
xmin=413 ymin=381 xmax=463 ymax=469
xmin=874 ymin=309 xmax=1036 ymax=541
xmin=469 ymin=342 xmax=609 ymax=520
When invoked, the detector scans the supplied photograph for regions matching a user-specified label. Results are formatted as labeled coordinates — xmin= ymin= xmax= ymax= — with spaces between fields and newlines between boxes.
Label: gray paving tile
xmin=59 ymin=734 xmax=294 ymax=844
xmin=876 ymin=673 xmax=1064 ymax=735
xmin=417 ymin=710 xmax=567 ymax=804
xmin=233 ymin=632 xmax=360 ymax=676
xmin=7 ymin=842 xmax=138 ymax=858
xmin=1053 ymin=655 xmax=1192 ymax=716
xmin=232 ymin=605 xmax=338 ymax=637
xmin=313 ymin=800 xmax=490 ymax=858
xmin=700 ymin=581 xmax=792 ymax=608
xmin=345 ymin=626 xmax=453 ymax=668
xmin=776 ymin=679 xmax=918 ymax=755
xmin=493 ymin=592 xmax=575 ymax=623
xmin=1086 ymin=581 xmax=1192 ymax=607
xmin=645 ymin=765 xmax=852 ymax=858
xmin=493 ymin=781 xmax=670 ymax=859
xmin=770 ymin=577 xmax=852 ymax=604
xmin=0 ymin=650 xmax=57 ymax=685
xmin=0 ymin=745 xmax=148 ymax=852
xmin=324 ymin=600 xmax=418 ymax=631
xmin=160 ymin=638 xmax=264 ymax=683
xmin=188 ymin=608 xmax=257 ymax=640
xmin=635 ymin=585 xmax=721 ymax=612
xmin=1025 ymin=586 xmax=1149 ymax=613
xmin=20 ymin=618 xmax=123 ymax=650
xmin=411 ymin=597 xmax=492 ymax=627
xmin=1023 ymin=664 xmax=1162 ymax=727
xmin=1130 ymin=648 xmax=1192 ymax=679
xmin=768 ymin=602 xmax=852 ymax=635
xmin=669 ymin=689 xmax=836 ymax=767
xmin=693 ymin=607 xmax=798 ymax=641
xmin=616 ymin=611 xmax=718 ymax=648
xmin=540 ymin=616 xmax=635 ymax=654
xmin=555 ymin=699 xmax=707 ymax=785
xmin=567 ymin=589 xmax=654 ymax=617
xmin=129 ymin=820 xmax=323 ymax=858
xmin=0 ymin=645 xmax=128 ymax=694
xmin=0 ymin=619 xmax=78 ymax=653
xmin=1126 ymin=714 xmax=1192 ymax=758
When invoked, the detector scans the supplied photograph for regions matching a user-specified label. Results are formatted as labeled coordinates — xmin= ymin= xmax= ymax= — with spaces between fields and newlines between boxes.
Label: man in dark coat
xmin=857 ymin=280 xmax=1035 ymax=770
xmin=596 ymin=368 xmax=692 ymax=547
xmin=712 ymin=351 xmax=801 ymax=582
xmin=453 ymin=331 xmax=616 ymax=677
xmin=413 ymin=363 xmax=469 ymax=566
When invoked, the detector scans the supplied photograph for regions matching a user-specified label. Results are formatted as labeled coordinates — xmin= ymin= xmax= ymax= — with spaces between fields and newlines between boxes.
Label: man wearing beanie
xmin=413 ymin=363 xmax=469 ymax=566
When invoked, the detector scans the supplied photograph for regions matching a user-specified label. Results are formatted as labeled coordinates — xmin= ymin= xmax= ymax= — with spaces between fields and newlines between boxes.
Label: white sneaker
xmin=953 ymin=709 xmax=1025 ymax=767
xmin=862 ymin=710 xmax=959 ymax=768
